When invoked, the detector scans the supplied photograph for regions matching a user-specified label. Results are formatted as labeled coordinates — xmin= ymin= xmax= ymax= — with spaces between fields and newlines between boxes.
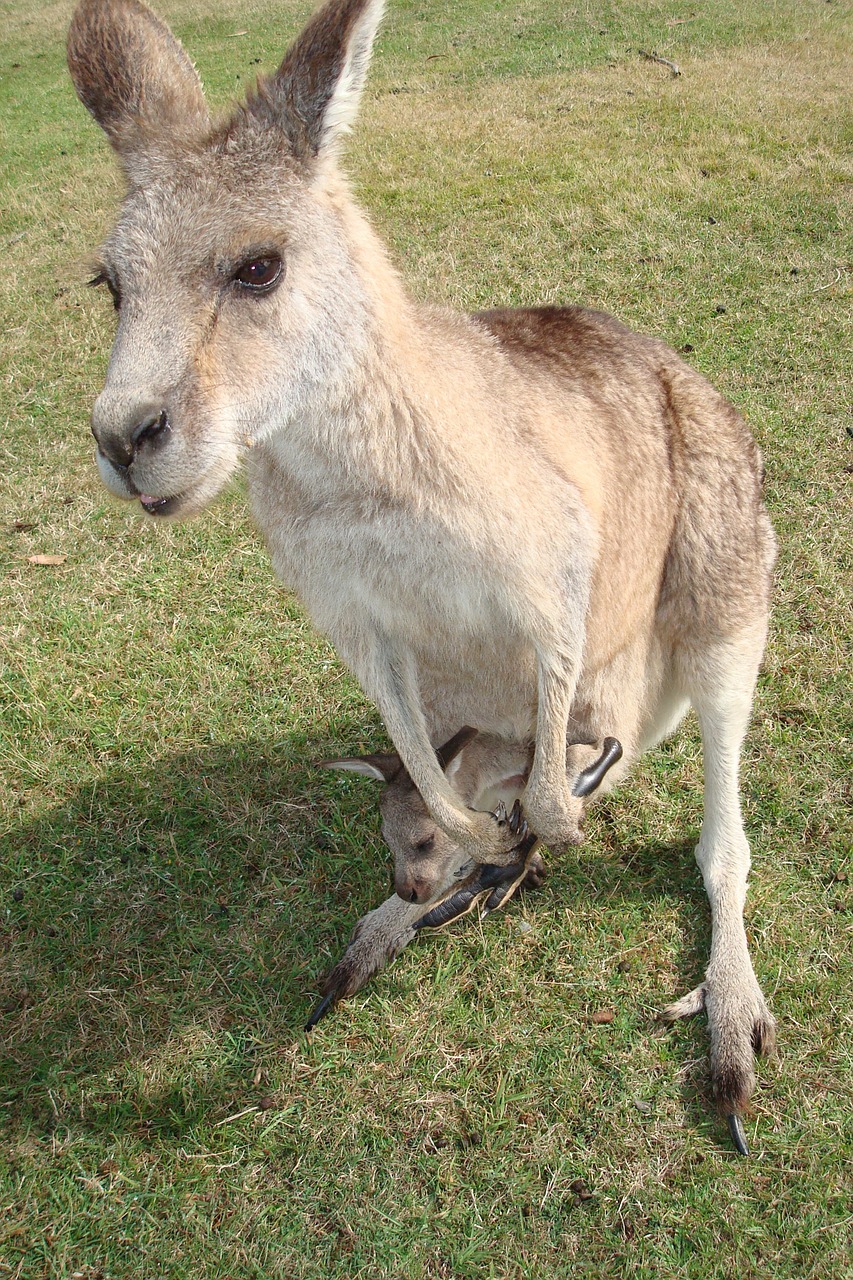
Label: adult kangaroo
xmin=67 ymin=0 xmax=776 ymax=1152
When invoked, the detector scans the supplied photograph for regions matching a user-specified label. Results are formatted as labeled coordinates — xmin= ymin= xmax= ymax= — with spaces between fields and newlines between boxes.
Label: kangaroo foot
xmin=660 ymin=977 xmax=776 ymax=1156
xmin=483 ymin=846 xmax=546 ymax=911
xmin=305 ymin=894 xmax=425 ymax=1031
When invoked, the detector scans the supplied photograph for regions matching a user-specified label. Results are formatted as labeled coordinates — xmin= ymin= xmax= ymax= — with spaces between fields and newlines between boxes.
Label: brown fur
xmin=68 ymin=0 xmax=776 ymax=1140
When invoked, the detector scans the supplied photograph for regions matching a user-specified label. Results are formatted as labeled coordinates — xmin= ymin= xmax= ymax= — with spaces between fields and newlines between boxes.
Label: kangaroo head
xmin=68 ymin=0 xmax=386 ymax=518
xmin=322 ymin=728 xmax=482 ymax=905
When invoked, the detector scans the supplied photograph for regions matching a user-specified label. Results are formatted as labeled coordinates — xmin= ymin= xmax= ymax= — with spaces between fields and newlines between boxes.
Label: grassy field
xmin=1 ymin=0 xmax=851 ymax=1276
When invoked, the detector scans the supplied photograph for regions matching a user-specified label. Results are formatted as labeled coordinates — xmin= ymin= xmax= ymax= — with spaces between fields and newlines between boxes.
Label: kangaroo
xmin=67 ymin=0 xmax=777 ymax=1152
xmin=322 ymin=726 xmax=621 ymax=905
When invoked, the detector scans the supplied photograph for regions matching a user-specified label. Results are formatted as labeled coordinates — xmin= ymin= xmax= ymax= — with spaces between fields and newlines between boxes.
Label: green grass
xmin=1 ymin=0 xmax=852 ymax=1276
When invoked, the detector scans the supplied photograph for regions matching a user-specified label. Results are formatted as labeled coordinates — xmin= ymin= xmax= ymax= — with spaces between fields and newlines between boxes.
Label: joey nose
xmin=395 ymin=874 xmax=433 ymax=905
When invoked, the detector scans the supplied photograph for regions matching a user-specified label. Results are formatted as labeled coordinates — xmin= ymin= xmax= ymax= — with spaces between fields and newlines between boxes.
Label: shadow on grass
xmin=1 ymin=745 xmax=737 ymax=1147
xmin=0 ymin=737 xmax=394 ymax=1139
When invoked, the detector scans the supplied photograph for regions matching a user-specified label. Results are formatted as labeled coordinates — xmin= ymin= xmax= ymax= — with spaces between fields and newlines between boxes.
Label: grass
xmin=1 ymin=0 xmax=852 ymax=1276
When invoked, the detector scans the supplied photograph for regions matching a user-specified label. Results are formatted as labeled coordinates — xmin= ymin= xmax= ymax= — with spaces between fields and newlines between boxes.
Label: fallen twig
xmin=214 ymin=1105 xmax=259 ymax=1126
xmin=639 ymin=49 xmax=681 ymax=77
xmin=810 ymin=268 xmax=843 ymax=294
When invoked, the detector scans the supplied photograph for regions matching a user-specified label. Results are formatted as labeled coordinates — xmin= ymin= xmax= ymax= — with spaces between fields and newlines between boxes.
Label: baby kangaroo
xmin=68 ymin=0 xmax=776 ymax=1151
xmin=311 ymin=728 xmax=620 ymax=1016
xmin=323 ymin=727 xmax=621 ymax=907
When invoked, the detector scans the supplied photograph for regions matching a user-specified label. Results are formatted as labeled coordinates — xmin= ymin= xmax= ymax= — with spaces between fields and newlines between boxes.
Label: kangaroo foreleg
xmin=352 ymin=629 xmax=530 ymax=863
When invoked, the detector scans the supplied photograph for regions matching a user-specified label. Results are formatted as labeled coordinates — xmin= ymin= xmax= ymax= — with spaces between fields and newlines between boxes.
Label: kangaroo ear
xmin=67 ymin=0 xmax=210 ymax=170
xmin=245 ymin=0 xmax=385 ymax=162
xmin=320 ymin=751 xmax=402 ymax=784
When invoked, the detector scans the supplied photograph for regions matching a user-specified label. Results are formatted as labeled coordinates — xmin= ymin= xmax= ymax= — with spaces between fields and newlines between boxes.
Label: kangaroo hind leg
xmin=661 ymin=633 xmax=775 ymax=1154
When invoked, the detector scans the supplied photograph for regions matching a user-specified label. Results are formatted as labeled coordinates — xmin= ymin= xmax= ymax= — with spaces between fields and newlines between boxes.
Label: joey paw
xmin=464 ymin=806 xmax=530 ymax=864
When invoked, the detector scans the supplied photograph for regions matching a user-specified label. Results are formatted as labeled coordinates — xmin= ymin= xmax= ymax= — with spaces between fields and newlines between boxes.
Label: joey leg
xmin=306 ymin=847 xmax=547 ymax=1030
xmin=305 ymin=894 xmax=425 ymax=1030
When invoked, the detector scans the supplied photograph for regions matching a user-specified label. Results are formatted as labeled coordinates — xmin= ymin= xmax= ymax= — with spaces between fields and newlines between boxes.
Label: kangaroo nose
xmin=93 ymin=424 xmax=132 ymax=470
xmin=131 ymin=409 xmax=170 ymax=450
xmin=92 ymin=408 xmax=170 ymax=469
xmin=395 ymin=873 xmax=434 ymax=905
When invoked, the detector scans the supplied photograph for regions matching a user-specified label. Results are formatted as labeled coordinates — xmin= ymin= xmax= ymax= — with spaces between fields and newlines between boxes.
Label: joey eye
xmin=233 ymin=255 xmax=283 ymax=292
xmin=414 ymin=834 xmax=436 ymax=855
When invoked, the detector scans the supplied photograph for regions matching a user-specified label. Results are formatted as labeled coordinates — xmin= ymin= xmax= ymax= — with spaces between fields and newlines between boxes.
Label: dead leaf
xmin=27 ymin=554 xmax=67 ymax=566
xmin=12 ymin=521 xmax=38 ymax=532
xmin=591 ymin=1008 xmax=615 ymax=1024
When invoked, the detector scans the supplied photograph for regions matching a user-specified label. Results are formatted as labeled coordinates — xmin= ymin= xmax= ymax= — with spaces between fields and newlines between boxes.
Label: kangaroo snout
xmin=92 ymin=392 xmax=171 ymax=468
xmin=90 ymin=378 xmax=214 ymax=517
xmin=394 ymin=869 xmax=438 ymax=905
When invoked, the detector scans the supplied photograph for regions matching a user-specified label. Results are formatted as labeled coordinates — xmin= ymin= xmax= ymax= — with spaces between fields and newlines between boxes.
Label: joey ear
xmin=67 ymin=0 xmax=210 ymax=171
xmin=320 ymin=752 xmax=402 ymax=784
xmin=244 ymin=0 xmax=385 ymax=163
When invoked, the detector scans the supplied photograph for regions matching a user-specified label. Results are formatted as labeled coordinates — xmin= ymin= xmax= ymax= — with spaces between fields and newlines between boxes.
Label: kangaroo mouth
xmin=95 ymin=441 xmax=237 ymax=521
xmin=138 ymin=492 xmax=184 ymax=517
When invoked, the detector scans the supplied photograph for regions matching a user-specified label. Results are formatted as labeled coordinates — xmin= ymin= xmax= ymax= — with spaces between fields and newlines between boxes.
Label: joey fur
xmin=68 ymin=0 xmax=777 ymax=1143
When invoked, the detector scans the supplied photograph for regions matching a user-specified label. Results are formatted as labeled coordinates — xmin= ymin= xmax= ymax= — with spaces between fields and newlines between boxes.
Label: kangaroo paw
xmin=507 ymin=799 xmax=528 ymax=839
xmin=461 ymin=804 xmax=530 ymax=864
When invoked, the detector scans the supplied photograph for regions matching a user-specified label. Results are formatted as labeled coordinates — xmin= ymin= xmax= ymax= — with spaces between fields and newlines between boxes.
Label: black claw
xmin=727 ymin=1113 xmax=749 ymax=1157
xmin=415 ymin=859 xmax=526 ymax=930
xmin=483 ymin=885 xmax=507 ymax=911
xmin=508 ymin=799 xmax=524 ymax=835
xmin=513 ymin=829 xmax=539 ymax=860
xmin=493 ymin=801 xmax=508 ymax=825
xmin=572 ymin=736 xmax=624 ymax=798
xmin=304 ymin=991 xmax=336 ymax=1032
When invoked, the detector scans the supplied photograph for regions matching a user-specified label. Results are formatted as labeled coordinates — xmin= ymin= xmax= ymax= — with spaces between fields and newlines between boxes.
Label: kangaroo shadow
xmin=1 ymin=741 xmax=730 ymax=1146
xmin=0 ymin=736 xmax=394 ymax=1141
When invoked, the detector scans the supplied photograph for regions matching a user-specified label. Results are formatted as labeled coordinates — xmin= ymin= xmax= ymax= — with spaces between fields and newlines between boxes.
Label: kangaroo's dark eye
xmin=234 ymin=255 xmax=283 ymax=292
xmin=414 ymin=835 xmax=436 ymax=855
